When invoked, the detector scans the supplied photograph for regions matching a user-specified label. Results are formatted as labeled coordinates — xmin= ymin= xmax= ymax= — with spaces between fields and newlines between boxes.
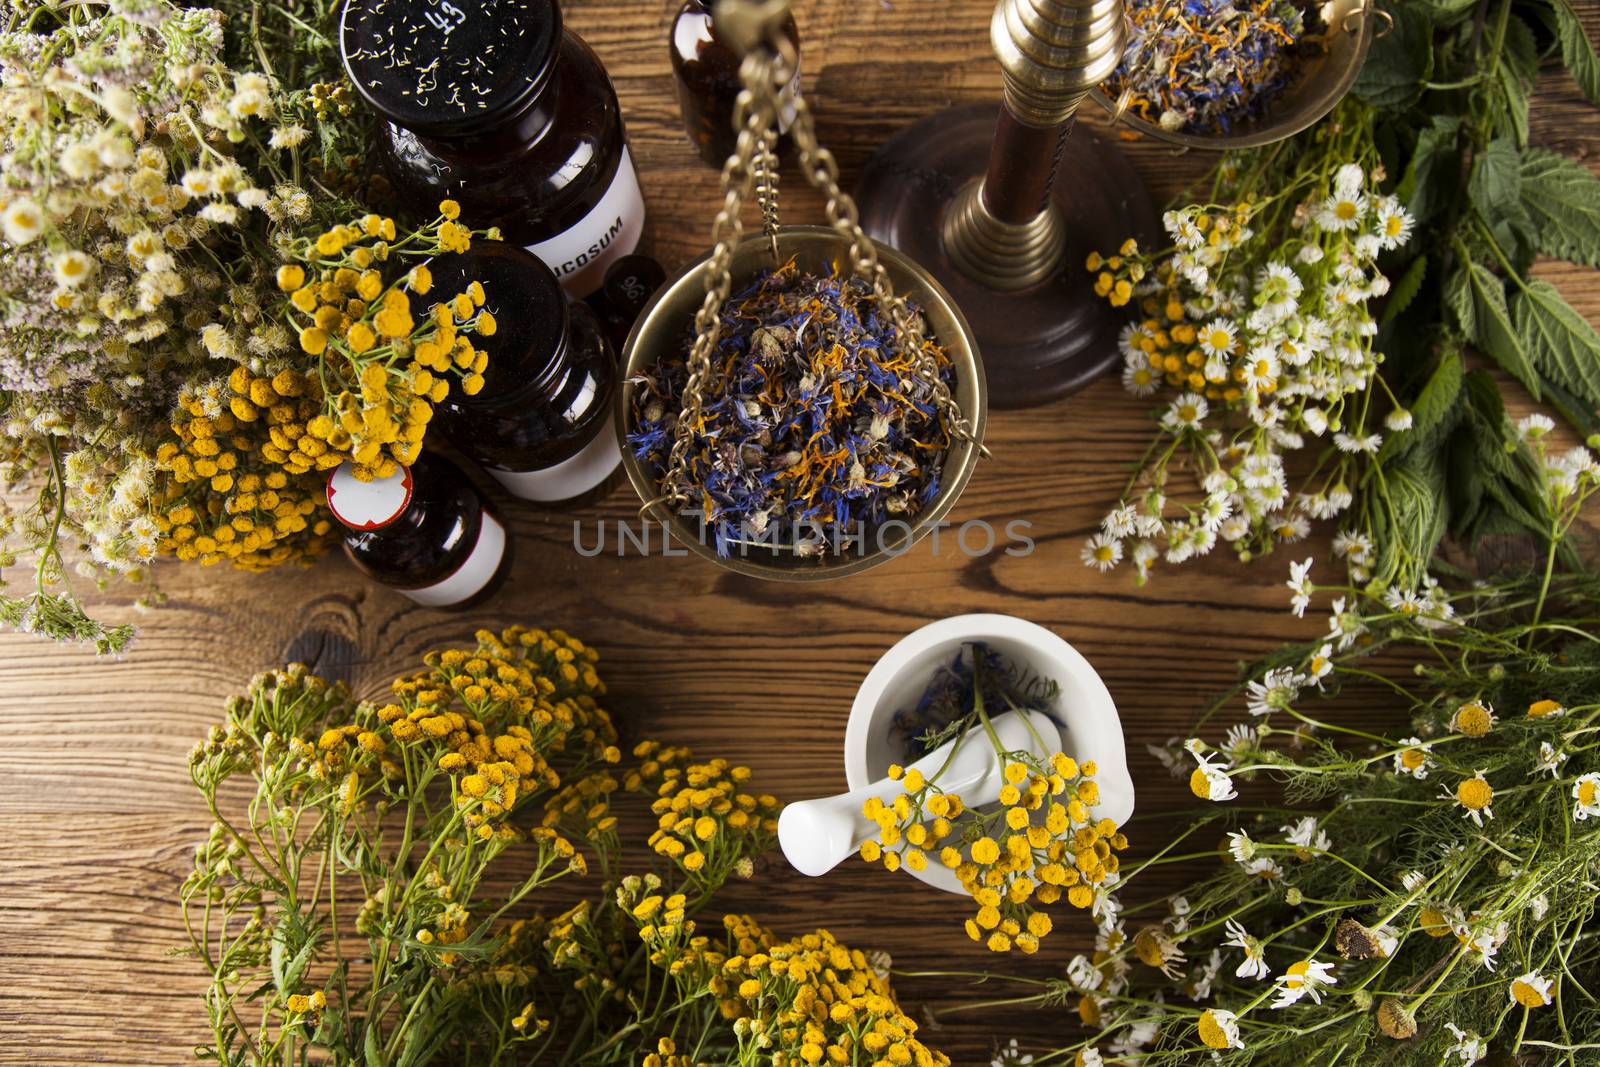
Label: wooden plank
xmin=2 ymin=0 xmax=1599 ymax=1063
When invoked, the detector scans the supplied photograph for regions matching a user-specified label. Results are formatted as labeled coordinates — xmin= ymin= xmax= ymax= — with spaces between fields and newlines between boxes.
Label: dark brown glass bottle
xmin=428 ymin=242 xmax=621 ymax=505
xmin=326 ymin=452 xmax=510 ymax=608
xmin=669 ymin=0 xmax=800 ymax=167
xmin=341 ymin=0 xmax=645 ymax=296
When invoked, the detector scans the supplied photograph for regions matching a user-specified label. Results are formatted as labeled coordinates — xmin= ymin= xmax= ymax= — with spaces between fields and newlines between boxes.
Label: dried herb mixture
xmin=1105 ymin=0 xmax=1312 ymax=136
xmin=628 ymin=259 xmax=956 ymax=556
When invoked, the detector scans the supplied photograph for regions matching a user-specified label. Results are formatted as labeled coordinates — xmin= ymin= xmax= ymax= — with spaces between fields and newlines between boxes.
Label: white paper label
xmin=404 ymin=510 xmax=506 ymax=607
xmin=327 ymin=463 xmax=413 ymax=530
xmin=526 ymin=146 xmax=645 ymax=298
xmin=487 ymin=413 xmax=621 ymax=502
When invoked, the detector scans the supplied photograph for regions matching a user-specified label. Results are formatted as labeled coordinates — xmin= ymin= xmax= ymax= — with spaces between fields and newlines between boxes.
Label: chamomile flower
xmin=1198 ymin=318 xmax=1238 ymax=357
xmin=1535 ymin=742 xmax=1567 ymax=778
xmin=1572 ymin=772 xmax=1600 ymax=821
xmin=1187 ymin=747 xmax=1237 ymax=802
xmin=1384 ymin=408 xmax=1414 ymax=431
xmin=1223 ymin=919 xmax=1269 ymax=980
xmin=1271 ymin=958 xmax=1337 ymax=1007
xmin=1447 ymin=771 xmax=1495 ymax=827
xmin=1509 ymin=971 xmax=1553 ymax=1007
xmin=1392 ymin=738 xmax=1432 ymax=780
xmin=1067 ymin=953 xmax=1104 ymax=992
xmin=1286 ymin=556 xmax=1314 ymax=617
xmin=1319 ymin=189 xmax=1366 ymax=231
xmin=1450 ymin=701 xmax=1497 ymax=738
xmin=52 ymin=250 xmax=94 ymax=287
xmin=2 ymin=197 xmax=44 ymax=244
xmin=1162 ymin=393 xmax=1209 ymax=431
xmin=1333 ymin=431 xmax=1382 ymax=454
xmin=1081 ymin=533 xmax=1123 ymax=572
xmin=1196 ymin=1008 xmax=1243 ymax=1050
xmin=1517 ymin=413 xmax=1555 ymax=442
xmin=1373 ymin=196 xmax=1415 ymax=249
xmin=1333 ymin=163 xmax=1365 ymax=197
xmin=1281 ymin=815 xmax=1329 ymax=853
xmin=1223 ymin=723 xmax=1258 ymax=757
xmin=1226 ymin=830 xmax=1255 ymax=863
xmin=1527 ymin=698 xmax=1566 ymax=720
xmin=1122 ymin=358 xmax=1159 ymax=396
xmin=1303 ymin=643 xmax=1334 ymax=685
xmin=1246 ymin=667 xmax=1300 ymax=717
xmin=1444 ymin=1023 xmax=1488 ymax=1064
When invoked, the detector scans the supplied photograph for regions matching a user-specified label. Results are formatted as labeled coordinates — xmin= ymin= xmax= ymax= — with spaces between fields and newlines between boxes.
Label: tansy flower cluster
xmin=236 ymin=202 xmax=496 ymax=480
xmin=152 ymin=379 xmax=336 ymax=569
xmin=1080 ymin=158 xmax=1416 ymax=589
xmin=861 ymin=751 xmax=1128 ymax=955
xmin=618 ymin=886 xmax=949 ymax=1067
xmin=185 ymin=630 xmax=944 ymax=1066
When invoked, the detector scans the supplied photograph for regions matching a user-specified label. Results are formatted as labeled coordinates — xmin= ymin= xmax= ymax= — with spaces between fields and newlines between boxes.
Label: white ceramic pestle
xmin=778 ymin=708 xmax=1063 ymax=878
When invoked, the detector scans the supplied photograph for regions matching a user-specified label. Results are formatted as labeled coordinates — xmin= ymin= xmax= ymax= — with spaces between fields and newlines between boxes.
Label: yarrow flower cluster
xmin=1083 ymin=159 xmax=1415 ymax=588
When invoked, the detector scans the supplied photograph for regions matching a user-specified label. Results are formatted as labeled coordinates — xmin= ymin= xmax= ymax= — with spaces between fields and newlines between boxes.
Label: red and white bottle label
xmin=327 ymin=463 xmax=414 ymax=531
xmin=527 ymin=146 xmax=646 ymax=298
xmin=403 ymin=509 xmax=507 ymax=607
xmin=487 ymin=412 xmax=621 ymax=502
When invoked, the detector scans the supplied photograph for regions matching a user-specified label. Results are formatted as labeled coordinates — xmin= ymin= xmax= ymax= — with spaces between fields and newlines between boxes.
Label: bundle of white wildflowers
xmin=0 ymin=0 xmax=493 ymax=649
xmin=950 ymin=434 xmax=1600 ymax=1065
xmin=1081 ymin=117 xmax=1422 ymax=590
xmin=182 ymin=624 xmax=944 ymax=1066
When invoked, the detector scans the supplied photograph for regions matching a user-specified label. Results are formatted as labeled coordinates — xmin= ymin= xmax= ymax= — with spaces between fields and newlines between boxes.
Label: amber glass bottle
xmin=327 ymin=452 xmax=510 ymax=608
xmin=669 ymin=0 xmax=800 ymax=167
xmin=428 ymin=242 xmax=621 ymax=505
xmin=341 ymin=0 xmax=644 ymax=296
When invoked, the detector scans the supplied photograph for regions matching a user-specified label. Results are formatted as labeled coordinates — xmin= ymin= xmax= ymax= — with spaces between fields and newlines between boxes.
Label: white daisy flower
xmin=1296 ymin=242 xmax=1325 ymax=265
xmin=1196 ymin=1008 xmax=1243 ymax=1050
xmin=1198 ymin=318 xmax=1238 ymax=357
xmin=1187 ymin=747 xmax=1237 ymax=802
xmin=1301 ymin=406 xmax=1329 ymax=435
xmin=1374 ymin=196 xmax=1415 ymax=249
xmin=1517 ymin=413 xmax=1555 ymax=441
xmin=1535 ymin=741 xmax=1567 ymax=778
xmin=1334 ymin=163 xmax=1365 ymax=197
xmin=1446 ymin=771 xmax=1495 ymax=827
xmin=1162 ymin=393 xmax=1209 ymax=431
xmin=1121 ymin=358 xmax=1159 ymax=396
xmin=1223 ymin=919 xmax=1270 ymax=980
xmin=1226 ymin=830 xmax=1255 ymax=863
xmin=1246 ymin=667 xmax=1301 ymax=717
xmin=1286 ymin=556 xmax=1314 ymax=617
xmin=2 ymin=197 xmax=45 ymax=244
xmin=1282 ymin=815 xmax=1330 ymax=852
xmin=1572 ymin=772 xmax=1600 ymax=821
xmin=1271 ymin=958 xmax=1337 ymax=1008
xmin=1392 ymin=738 xmax=1432 ymax=780
xmin=1224 ymin=723 xmax=1258 ymax=755
xmin=1081 ymin=533 xmax=1123 ymax=573
xmin=1319 ymin=191 xmax=1366 ymax=231
xmin=1509 ymin=971 xmax=1554 ymax=1008
xmin=1444 ymin=1023 xmax=1488 ymax=1064
xmin=1334 ymin=431 xmax=1382 ymax=454
xmin=1102 ymin=504 xmax=1137 ymax=538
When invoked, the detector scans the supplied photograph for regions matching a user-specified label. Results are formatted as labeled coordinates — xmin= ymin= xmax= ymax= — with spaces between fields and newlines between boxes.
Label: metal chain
xmin=651 ymin=24 xmax=980 ymax=513
xmin=781 ymin=56 xmax=981 ymax=450
xmin=651 ymin=49 xmax=782 ymax=511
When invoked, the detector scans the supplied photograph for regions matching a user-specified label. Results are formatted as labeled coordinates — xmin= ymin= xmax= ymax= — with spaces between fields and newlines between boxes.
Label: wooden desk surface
xmin=4 ymin=1 xmax=1599 ymax=1063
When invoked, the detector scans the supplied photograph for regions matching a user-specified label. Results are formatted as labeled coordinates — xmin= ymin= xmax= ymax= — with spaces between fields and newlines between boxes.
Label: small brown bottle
xmin=428 ymin=242 xmax=621 ymax=505
xmin=326 ymin=452 xmax=510 ymax=608
xmin=341 ymin=0 xmax=645 ymax=296
xmin=669 ymin=0 xmax=800 ymax=167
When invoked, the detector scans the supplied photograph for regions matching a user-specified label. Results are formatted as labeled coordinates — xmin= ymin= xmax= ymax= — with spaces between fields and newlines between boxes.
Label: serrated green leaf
xmin=1554 ymin=0 xmax=1600 ymax=106
xmin=1520 ymin=147 xmax=1600 ymax=267
xmin=1410 ymin=346 xmax=1464 ymax=435
xmin=1382 ymin=253 xmax=1428 ymax=325
xmin=1512 ymin=277 xmax=1600 ymax=419
xmin=1354 ymin=4 xmax=1434 ymax=109
xmin=1444 ymin=264 xmax=1475 ymax=337
xmin=1467 ymin=262 xmax=1541 ymax=397
xmin=1398 ymin=116 xmax=1462 ymax=224
xmin=1470 ymin=139 xmax=1526 ymax=253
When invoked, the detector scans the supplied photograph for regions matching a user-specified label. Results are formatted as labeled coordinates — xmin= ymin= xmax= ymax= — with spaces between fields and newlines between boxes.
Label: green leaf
xmin=1554 ymin=0 xmax=1600 ymax=106
xmin=1409 ymin=346 xmax=1465 ymax=437
xmin=1444 ymin=264 xmax=1475 ymax=337
xmin=1520 ymin=147 xmax=1600 ymax=267
xmin=1512 ymin=277 xmax=1600 ymax=419
xmin=1381 ymin=254 xmax=1428 ymax=326
xmin=1469 ymin=138 xmax=1526 ymax=251
xmin=1397 ymin=116 xmax=1462 ymax=224
xmin=1467 ymin=262 xmax=1541 ymax=397
xmin=1354 ymin=4 xmax=1435 ymax=109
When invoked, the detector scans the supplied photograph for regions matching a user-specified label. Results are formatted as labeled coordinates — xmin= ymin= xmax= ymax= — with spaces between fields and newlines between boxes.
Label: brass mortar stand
xmin=856 ymin=0 xmax=1160 ymax=409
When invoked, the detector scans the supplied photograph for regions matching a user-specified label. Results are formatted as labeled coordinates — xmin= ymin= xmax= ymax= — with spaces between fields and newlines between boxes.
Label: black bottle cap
xmin=601 ymin=254 xmax=667 ymax=316
xmin=340 ymin=0 xmax=561 ymax=139
xmin=427 ymin=241 xmax=569 ymax=399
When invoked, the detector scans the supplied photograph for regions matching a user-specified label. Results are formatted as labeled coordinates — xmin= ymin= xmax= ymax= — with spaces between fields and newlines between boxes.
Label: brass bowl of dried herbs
xmin=616 ymin=226 xmax=986 ymax=581
xmin=1090 ymin=0 xmax=1378 ymax=150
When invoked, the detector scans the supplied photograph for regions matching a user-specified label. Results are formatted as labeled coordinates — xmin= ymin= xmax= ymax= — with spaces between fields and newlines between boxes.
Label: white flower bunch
xmin=1083 ymin=162 xmax=1413 ymax=586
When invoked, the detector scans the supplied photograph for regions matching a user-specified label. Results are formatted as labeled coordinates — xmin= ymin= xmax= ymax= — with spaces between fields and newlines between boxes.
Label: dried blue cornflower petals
xmin=628 ymin=259 xmax=956 ymax=557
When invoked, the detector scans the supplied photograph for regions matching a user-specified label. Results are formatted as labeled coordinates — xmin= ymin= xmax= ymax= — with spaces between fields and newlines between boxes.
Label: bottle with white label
xmin=326 ymin=454 xmax=510 ymax=609
xmin=670 ymin=0 xmax=800 ymax=168
xmin=427 ymin=242 xmax=621 ymax=505
xmin=340 ymin=0 xmax=645 ymax=296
